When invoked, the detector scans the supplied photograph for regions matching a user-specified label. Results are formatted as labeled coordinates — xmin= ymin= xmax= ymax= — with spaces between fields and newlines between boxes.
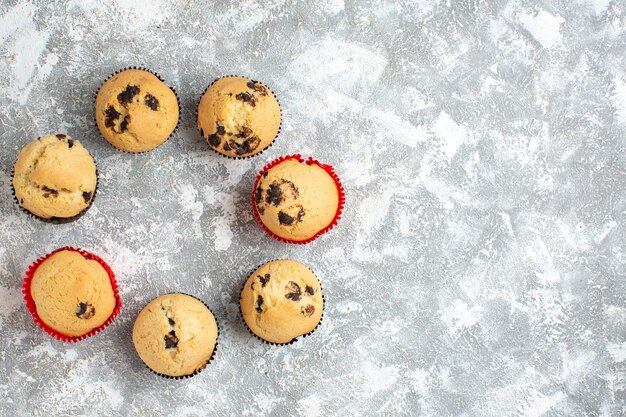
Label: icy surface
xmin=0 ymin=0 xmax=624 ymax=416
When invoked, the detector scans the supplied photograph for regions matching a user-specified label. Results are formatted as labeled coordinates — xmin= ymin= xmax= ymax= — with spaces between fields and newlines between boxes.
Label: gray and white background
xmin=0 ymin=0 xmax=624 ymax=415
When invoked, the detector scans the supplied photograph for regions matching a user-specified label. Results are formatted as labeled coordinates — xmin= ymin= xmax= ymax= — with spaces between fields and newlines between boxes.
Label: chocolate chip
xmin=251 ymin=282 xmax=255 ymax=290
xmin=104 ymin=106 xmax=121 ymax=128
xmin=75 ymin=302 xmax=95 ymax=319
xmin=279 ymin=206 xmax=305 ymax=226
xmin=240 ymin=126 xmax=253 ymax=137
xmin=285 ymin=281 xmax=302 ymax=301
xmin=301 ymin=305 xmax=315 ymax=317
xmin=216 ymin=125 xmax=225 ymax=135
xmin=120 ymin=115 xmax=130 ymax=132
xmin=208 ymin=134 xmax=221 ymax=148
xmin=242 ymin=136 xmax=260 ymax=154
xmin=254 ymin=185 xmax=263 ymax=204
xmin=305 ymin=286 xmax=314 ymax=295
xmin=117 ymin=84 xmax=140 ymax=106
xmin=223 ymin=136 xmax=260 ymax=155
xmin=67 ymin=139 xmax=74 ymax=148
xmin=82 ymin=191 xmax=92 ymax=203
xmin=235 ymin=136 xmax=260 ymax=155
xmin=278 ymin=211 xmax=294 ymax=225
xmin=41 ymin=186 xmax=58 ymax=198
xmin=200 ymin=128 xmax=204 ymax=137
xmin=259 ymin=274 xmax=270 ymax=287
xmin=266 ymin=184 xmax=282 ymax=206
xmin=263 ymin=172 xmax=268 ymax=178
xmin=164 ymin=330 xmax=179 ymax=349
xmin=247 ymin=80 xmax=268 ymax=95
xmin=168 ymin=318 xmax=175 ymax=326
xmin=236 ymin=92 xmax=256 ymax=107
xmin=144 ymin=93 xmax=159 ymax=110
xmin=265 ymin=180 xmax=299 ymax=205
xmin=19 ymin=198 xmax=23 ymax=205
xmin=297 ymin=207 xmax=305 ymax=222
xmin=56 ymin=134 xmax=66 ymax=139
xmin=255 ymin=295 xmax=264 ymax=313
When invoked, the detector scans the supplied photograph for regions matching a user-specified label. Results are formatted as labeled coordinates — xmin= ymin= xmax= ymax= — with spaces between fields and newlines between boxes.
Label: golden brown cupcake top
xmin=197 ymin=76 xmax=280 ymax=157
xmin=254 ymin=159 xmax=339 ymax=241
xmin=13 ymin=134 xmax=97 ymax=220
xmin=240 ymin=259 xmax=323 ymax=344
xmin=95 ymin=69 xmax=179 ymax=153
xmin=30 ymin=250 xmax=116 ymax=337
xmin=132 ymin=294 xmax=218 ymax=377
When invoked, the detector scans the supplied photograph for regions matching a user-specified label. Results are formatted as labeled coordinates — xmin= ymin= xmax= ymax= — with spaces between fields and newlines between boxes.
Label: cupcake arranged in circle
xmin=95 ymin=68 xmax=179 ymax=153
xmin=132 ymin=293 xmax=218 ymax=378
xmin=23 ymin=247 xmax=121 ymax=341
xmin=197 ymin=76 xmax=281 ymax=158
xmin=13 ymin=134 xmax=97 ymax=223
xmin=252 ymin=155 xmax=345 ymax=243
xmin=240 ymin=259 xmax=323 ymax=345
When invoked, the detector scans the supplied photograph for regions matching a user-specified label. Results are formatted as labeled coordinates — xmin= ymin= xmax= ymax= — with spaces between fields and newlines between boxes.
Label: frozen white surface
xmin=0 ymin=0 xmax=624 ymax=416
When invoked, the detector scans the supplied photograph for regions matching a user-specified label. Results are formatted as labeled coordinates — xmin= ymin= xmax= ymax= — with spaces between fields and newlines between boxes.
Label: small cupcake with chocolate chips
xmin=13 ymin=134 xmax=97 ymax=223
xmin=23 ymin=247 xmax=121 ymax=341
xmin=197 ymin=76 xmax=281 ymax=158
xmin=132 ymin=293 xmax=218 ymax=378
xmin=252 ymin=155 xmax=345 ymax=243
xmin=95 ymin=68 xmax=179 ymax=152
xmin=240 ymin=259 xmax=323 ymax=345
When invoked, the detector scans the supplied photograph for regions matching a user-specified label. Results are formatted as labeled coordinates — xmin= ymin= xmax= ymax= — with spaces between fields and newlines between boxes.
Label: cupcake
xmin=132 ymin=293 xmax=218 ymax=378
xmin=13 ymin=134 xmax=97 ymax=222
xmin=240 ymin=259 xmax=324 ymax=344
xmin=252 ymin=155 xmax=345 ymax=243
xmin=197 ymin=76 xmax=281 ymax=158
xmin=95 ymin=68 xmax=179 ymax=152
xmin=23 ymin=247 xmax=121 ymax=341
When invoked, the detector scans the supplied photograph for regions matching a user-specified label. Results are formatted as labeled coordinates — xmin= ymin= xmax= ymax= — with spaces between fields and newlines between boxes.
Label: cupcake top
xmin=240 ymin=259 xmax=323 ymax=344
xmin=253 ymin=158 xmax=339 ymax=242
xmin=29 ymin=250 xmax=116 ymax=337
xmin=197 ymin=76 xmax=280 ymax=157
xmin=132 ymin=293 xmax=218 ymax=377
xmin=95 ymin=69 xmax=179 ymax=153
xmin=13 ymin=134 xmax=97 ymax=220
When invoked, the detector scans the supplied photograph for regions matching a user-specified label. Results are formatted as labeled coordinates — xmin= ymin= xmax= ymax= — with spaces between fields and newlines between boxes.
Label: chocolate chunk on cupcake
xmin=27 ymin=249 xmax=118 ymax=339
xmin=240 ymin=260 xmax=323 ymax=344
xmin=197 ymin=76 xmax=280 ymax=158
xmin=95 ymin=69 xmax=179 ymax=152
xmin=132 ymin=293 xmax=218 ymax=378
xmin=252 ymin=156 xmax=343 ymax=243
xmin=13 ymin=134 xmax=97 ymax=222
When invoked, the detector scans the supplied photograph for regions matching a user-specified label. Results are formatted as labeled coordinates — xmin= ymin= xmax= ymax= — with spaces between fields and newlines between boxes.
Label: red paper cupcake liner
xmin=251 ymin=155 xmax=346 ymax=244
xmin=93 ymin=66 xmax=180 ymax=154
xmin=195 ymin=75 xmax=282 ymax=160
xmin=22 ymin=246 xmax=122 ymax=343
xmin=239 ymin=260 xmax=325 ymax=346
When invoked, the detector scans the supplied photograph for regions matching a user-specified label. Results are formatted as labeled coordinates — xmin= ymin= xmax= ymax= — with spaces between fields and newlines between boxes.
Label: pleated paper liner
xmin=239 ymin=260 xmax=325 ymax=346
xmin=22 ymin=246 xmax=122 ymax=343
xmin=93 ymin=66 xmax=181 ymax=154
xmin=138 ymin=293 xmax=219 ymax=380
xmin=195 ymin=75 xmax=282 ymax=160
xmin=11 ymin=146 xmax=99 ymax=224
xmin=251 ymin=154 xmax=346 ymax=244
